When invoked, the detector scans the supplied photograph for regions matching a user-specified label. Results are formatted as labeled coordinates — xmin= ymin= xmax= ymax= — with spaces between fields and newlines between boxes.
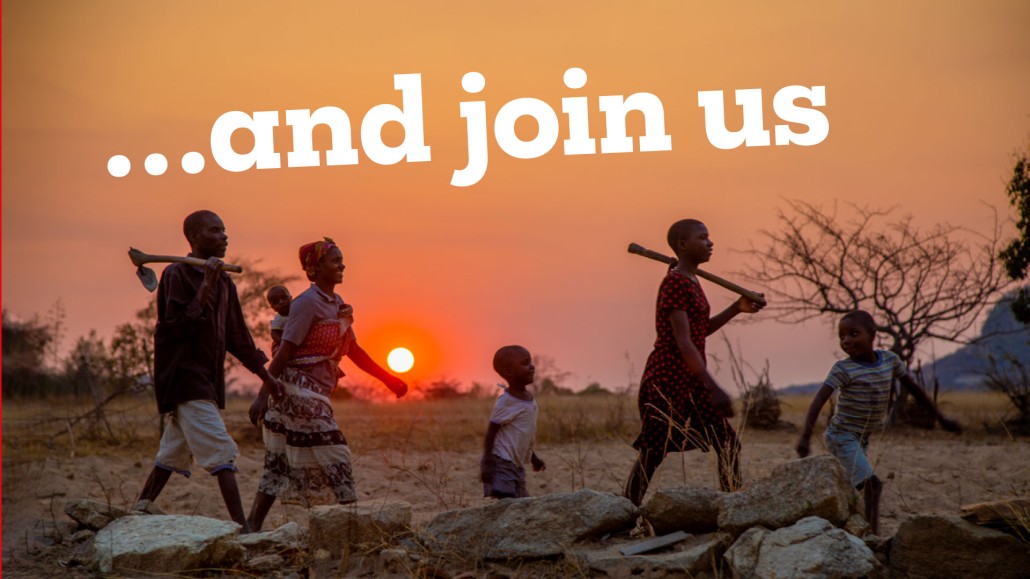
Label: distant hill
xmin=927 ymin=296 xmax=1030 ymax=390
xmin=779 ymin=297 xmax=1030 ymax=394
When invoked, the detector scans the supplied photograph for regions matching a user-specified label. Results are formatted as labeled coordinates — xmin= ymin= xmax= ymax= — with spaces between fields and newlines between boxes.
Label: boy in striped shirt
xmin=796 ymin=310 xmax=960 ymax=535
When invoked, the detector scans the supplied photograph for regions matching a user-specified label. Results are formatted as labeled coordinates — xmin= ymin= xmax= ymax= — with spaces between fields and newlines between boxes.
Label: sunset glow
xmin=387 ymin=347 xmax=415 ymax=374
xmin=2 ymin=1 xmax=1028 ymax=393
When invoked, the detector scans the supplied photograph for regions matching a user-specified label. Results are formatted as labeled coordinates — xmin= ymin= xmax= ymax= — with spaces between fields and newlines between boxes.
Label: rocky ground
xmin=5 ymin=429 xmax=1029 ymax=576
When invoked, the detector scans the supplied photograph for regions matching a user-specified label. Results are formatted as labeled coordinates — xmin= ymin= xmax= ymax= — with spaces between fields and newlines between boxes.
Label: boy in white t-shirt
xmin=481 ymin=345 xmax=546 ymax=498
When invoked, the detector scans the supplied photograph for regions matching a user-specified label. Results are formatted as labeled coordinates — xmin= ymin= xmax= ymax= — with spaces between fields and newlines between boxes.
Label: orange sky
xmin=3 ymin=1 xmax=1030 ymax=394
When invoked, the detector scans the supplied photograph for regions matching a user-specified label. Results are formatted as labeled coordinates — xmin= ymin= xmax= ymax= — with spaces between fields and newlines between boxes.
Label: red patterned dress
xmin=258 ymin=285 xmax=357 ymax=505
xmin=633 ymin=270 xmax=737 ymax=455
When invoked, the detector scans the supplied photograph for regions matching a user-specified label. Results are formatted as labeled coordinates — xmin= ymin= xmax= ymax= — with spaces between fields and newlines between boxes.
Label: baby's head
xmin=266 ymin=285 xmax=292 ymax=316
xmin=838 ymin=310 xmax=877 ymax=360
xmin=493 ymin=345 xmax=535 ymax=388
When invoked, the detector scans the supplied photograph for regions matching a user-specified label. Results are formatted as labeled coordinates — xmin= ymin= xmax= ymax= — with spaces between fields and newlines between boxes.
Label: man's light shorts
xmin=824 ymin=426 xmax=874 ymax=488
xmin=155 ymin=399 xmax=239 ymax=476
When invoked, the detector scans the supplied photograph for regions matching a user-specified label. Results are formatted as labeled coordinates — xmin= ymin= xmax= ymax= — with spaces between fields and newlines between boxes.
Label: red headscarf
xmin=299 ymin=237 xmax=338 ymax=279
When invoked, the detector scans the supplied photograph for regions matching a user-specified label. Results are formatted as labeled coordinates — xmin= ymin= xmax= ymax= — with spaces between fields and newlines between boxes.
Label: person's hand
xmin=939 ymin=416 xmax=962 ymax=433
xmin=709 ymin=386 xmax=735 ymax=418
xmin=338 ymin=303 xmax=354 ymax=323
xmin=263 ymin=376 xmax=286 ymax=400
xmin=795 ymin=435 xmax=811 ymax=458
xmin=531 ymin=454 xmax=546 ymax=472
xmin=480 ymin=455 xmax=496 ymax=484
xmin=202 ymin=256 xmax=223 ymax=283
xmin=384 ymin=375 xmax=408 ymax=398
xmin=736 ymin=295 xmax=767 ymax=315
xmin=249 ymin=394 xmax=268 ymax=427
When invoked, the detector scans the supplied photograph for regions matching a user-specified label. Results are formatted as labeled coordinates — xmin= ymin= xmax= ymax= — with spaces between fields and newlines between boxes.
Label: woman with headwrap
xmin=246 ymin=237 xmax=408 ymax=531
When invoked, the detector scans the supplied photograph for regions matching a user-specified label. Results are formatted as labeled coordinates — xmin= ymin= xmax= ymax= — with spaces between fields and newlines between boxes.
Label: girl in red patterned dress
xmin=624 ymin=219 xmax=765 ymax=506
xmin=246 ymin=238 xmax=408 ymax=531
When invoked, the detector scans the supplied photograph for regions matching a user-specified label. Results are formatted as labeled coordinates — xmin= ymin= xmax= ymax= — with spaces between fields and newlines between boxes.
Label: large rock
xmin=91 ymin=515 xmax=243 ymax=574
xmin=725 ymin=516 xmax=882 ymax=579
xmin=890 ymin=514 xmax=1030 ymax=579
xmin=569 ymin=532 xmax=730 ymax=577
xmin=716 ymin=456 xmax=852 ymax=535
xmin=642 ymin=487 xmax=724 ymax=535
xmin=64 ymin=499 xmax=130 ymax=531
xmin=420 ymin=489 xmax=637 ymax=560
xmin=308 ymin=500 xmax=412 ymax=558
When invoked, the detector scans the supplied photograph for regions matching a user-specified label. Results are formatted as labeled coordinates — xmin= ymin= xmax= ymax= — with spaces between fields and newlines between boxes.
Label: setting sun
xmin=387 ymin=347 xmax=415 ymax=373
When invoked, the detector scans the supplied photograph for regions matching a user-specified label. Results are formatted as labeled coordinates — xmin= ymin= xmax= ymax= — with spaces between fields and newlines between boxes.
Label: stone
xmin=843 ymin=513 xmax=870 ymax=537
xmin=244 ymin=553 xmax=285 ymax=573
xmin=420 ymin=489 xmax=637 ymax=560
xmin=724 ymin=516 xmax=882 ymax=579
xmin=239 ymin=521 xmax=303 ymax=552
xmin=69 ymin=529 xmax=96 ymax=543
xmin=91 ymin=514 xmax=244 ymax=574
xmin=378 ymin=547 xmax=415 ymax=574
xmin=716 ymin=456 xmax=853 ymax=535
xmin=130 ymin=499 xmax=166 ymax=515
xmin=308 ymin=499 xmax=412 ymax=558
xmin=641 ymin=486 xmax=724 ymax=535
xmin=64 ymin=498 xmax=130 ymax=531
xmin=569 ymin=532 xmax=730 ymax=577
xmin=889 ymin=514 xmax=1030 ymax=579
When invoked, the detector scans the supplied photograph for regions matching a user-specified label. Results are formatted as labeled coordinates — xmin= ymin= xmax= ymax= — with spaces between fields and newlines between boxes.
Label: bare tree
xmin=982 ymin=353 xmax=1030 ymax=431
xmin=743 ymin=200 xmax=1010 ymax=421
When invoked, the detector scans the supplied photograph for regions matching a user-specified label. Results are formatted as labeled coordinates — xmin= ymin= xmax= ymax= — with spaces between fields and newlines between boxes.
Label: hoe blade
xmin=136 ymin=266 xmax=159 ymax=292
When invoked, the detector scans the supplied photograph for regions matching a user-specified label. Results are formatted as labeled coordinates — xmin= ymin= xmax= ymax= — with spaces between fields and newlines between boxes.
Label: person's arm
xmin=707 ymin=296 xmax=765 ymax=335
xmin=669 ymin=309 xmax=734 ymax=417
xmin=481 ymin=422 xmax=501 ymax=483
xmin=159 ymin=261 xmax=221 ymax=336
xmin=346 ymin=340 xmax=407 ymax=398
xmin=796 ymin=384 xmax=835 ymax=457
xmin=530 ymin=452 xmax=546 ymax=472
xmin=190 ymin=257 xmax=223 ymax=316
xmin=898 ymin=373 xmax=961 ymax=432
xmin=222 ymin=281 xmax=284 ymax=406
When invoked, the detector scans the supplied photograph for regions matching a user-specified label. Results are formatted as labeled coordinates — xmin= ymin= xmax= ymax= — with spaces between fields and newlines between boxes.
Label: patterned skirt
xmin=258 ymin=371 xmax=356 ymax=506
xmin=633 ymin=377 xmax=738 ymax=456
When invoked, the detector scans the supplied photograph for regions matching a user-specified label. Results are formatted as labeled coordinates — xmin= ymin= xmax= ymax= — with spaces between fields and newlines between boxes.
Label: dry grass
xmin=3 ymin=389 xmax=1027 ymax=576
xmin=2 ymin=389 xmax=1019 ymax=462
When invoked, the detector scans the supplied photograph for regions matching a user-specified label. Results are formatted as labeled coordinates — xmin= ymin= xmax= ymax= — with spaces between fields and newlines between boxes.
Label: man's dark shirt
xmin=153 ymin=262 xmax=268 ymax=413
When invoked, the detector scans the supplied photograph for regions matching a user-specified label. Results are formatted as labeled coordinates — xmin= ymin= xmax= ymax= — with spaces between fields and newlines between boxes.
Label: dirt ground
xmin=3 ymin=393 xmax=1028 ymax=576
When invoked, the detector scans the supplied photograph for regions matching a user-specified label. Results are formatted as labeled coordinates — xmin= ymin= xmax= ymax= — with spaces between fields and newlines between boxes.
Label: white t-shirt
xmin=488 ymin=392 xmax=538 ymax=469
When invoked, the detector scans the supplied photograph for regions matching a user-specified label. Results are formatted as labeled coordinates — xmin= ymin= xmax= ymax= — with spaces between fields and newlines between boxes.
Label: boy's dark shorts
xmin=483 ymin=456 xmax=527 ymax=499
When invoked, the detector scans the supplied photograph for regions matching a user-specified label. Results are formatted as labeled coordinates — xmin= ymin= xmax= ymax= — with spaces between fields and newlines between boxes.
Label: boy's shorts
xmin=155 ymin=399 xmax=239 ymax=476
xmin=483 ymin=456 xmax=527 ymax=499
xmin=824 ymin=426 xmax=873 ymax=488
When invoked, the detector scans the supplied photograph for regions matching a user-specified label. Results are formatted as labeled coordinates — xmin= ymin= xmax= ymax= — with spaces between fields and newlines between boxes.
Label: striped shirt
xmin=824 ymin=350 xmax=906 ymax=436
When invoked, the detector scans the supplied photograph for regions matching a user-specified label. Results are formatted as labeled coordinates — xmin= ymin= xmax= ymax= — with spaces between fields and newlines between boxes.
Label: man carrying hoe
xmin=134 ymin=210 xmax=283 ymax=533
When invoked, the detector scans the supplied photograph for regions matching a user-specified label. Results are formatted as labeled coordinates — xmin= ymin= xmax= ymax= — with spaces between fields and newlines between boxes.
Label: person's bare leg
xmin=864 ymin=476 xmax=883 ymax=535
xmin=216 ymin=470 xmax=251 ymax=534
xmin=624 ymin=449 xmax=663 ymax=507
xmin=247 ymin=491 xmax=277 ymax=532
xmin=137 ymin=466 xmax=173 ymax=503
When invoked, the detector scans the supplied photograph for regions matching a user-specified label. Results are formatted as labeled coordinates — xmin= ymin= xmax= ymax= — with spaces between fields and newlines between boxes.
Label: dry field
xmin=3 ymin=390 xmax=1028 ymax=575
